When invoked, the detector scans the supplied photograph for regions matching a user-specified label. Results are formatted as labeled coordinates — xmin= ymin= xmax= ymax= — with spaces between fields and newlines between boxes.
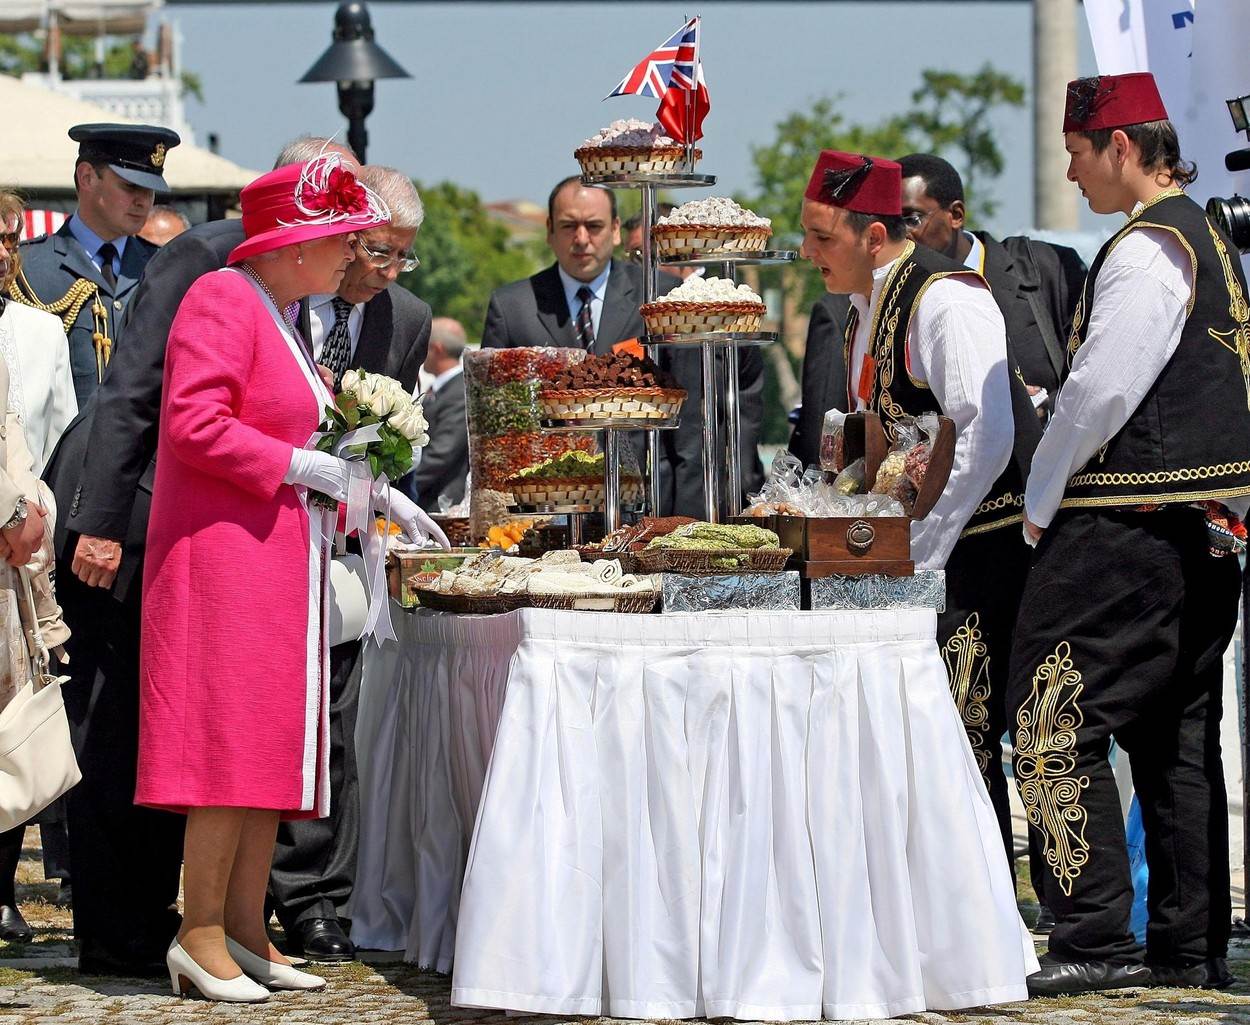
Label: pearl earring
xmin=297 ymin=253 xmax=303 ymax=265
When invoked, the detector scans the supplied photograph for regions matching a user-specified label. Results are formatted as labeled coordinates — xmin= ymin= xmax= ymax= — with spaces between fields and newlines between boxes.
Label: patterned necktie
xmin=97 ymin=242 xmax=118 ymax=290
xmin=575 ymin=285 xmax=596 ymax=350
xmin=320 ymin=297 xmax=354 ymax=387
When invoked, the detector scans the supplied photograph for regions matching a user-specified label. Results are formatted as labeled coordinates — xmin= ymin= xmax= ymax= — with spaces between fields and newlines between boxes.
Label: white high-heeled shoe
xmin=225 ymin=936 xmax=327 ymax=991
xmin=166 ymin=940 xmax=271 ymax=1002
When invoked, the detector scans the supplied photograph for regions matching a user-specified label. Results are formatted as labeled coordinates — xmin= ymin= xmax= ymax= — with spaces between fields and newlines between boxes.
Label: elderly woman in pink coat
xmin=135 ymin=154 xmax=443 ymax=1004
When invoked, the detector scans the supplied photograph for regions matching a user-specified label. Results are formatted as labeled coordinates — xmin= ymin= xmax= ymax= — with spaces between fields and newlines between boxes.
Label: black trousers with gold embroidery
xmin=1007 ymin=506 xmax=1239 ymax=966
xmin=939 ymin=527 xmax=1032 ymax=865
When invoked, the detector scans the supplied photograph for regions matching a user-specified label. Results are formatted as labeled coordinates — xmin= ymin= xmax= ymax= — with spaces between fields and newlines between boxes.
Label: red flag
xmin=657 ymin=65 xmax=710 ymax=143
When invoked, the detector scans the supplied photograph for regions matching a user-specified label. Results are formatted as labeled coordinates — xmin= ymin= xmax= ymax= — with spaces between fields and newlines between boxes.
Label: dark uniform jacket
xmin=482 ymin=261 xmax=765 ymax=516
xmin=14 ymin=220 xmax=158 ymax=407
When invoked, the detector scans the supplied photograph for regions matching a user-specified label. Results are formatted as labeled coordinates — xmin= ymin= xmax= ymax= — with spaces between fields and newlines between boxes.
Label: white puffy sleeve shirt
xmin=848 ymin=263 xmax=1014 ymax=570
xmin=1023 ymin=226 xmax=1205 ymax=538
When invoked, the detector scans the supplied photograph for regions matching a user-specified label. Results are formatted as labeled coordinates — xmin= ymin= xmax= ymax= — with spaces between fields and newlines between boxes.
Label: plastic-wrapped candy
xmin=833 ymin=457 xmax=866 ymax=496
xmin=820 ymin=408 xmax=847 ymax=472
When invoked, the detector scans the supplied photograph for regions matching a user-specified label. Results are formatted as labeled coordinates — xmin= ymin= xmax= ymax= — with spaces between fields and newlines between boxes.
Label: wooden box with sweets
xmin=740 ymin=411 xmax=955 ymax=578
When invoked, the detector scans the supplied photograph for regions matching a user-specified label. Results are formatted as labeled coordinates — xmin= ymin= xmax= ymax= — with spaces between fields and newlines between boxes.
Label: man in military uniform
xmin=12 ymin=123 xmax=180 ymax=406
xmin=1010 ymin=73 xmax=1250 ymax=997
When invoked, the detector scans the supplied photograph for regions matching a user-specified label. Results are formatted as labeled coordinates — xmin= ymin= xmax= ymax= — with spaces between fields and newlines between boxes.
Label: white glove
xmin=284 ymin=448 xmax=354 ymax=502
xmin=376 ymin=486 xmax=450 ymax=549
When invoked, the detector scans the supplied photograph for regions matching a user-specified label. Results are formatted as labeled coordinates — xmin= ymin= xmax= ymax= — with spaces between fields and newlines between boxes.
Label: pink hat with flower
xmin=227 ymin=152 xmax=390 ymax=265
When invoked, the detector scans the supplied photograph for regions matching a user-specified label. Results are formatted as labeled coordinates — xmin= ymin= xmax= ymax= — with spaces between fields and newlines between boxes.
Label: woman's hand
xmin=377 ymin=488 xmax=450 ymax=548
xmin=315 ymin=363 xmax=336 ymax=392
xmin=0 ymin=502 xmax=45 ymax=568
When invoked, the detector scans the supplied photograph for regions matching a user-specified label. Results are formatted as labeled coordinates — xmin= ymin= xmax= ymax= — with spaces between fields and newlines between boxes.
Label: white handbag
xmin=0 ymin=567 xmax=79 ymax=832
xmin=328 ymin=553 xmax=370 ymax=648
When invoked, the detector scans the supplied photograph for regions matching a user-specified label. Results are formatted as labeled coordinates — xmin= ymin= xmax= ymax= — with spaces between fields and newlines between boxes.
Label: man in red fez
xmin=799 ymin=150 xmax=1042 ymax=875
xmin=1008 ymin=71 xmax=1250 ymax=996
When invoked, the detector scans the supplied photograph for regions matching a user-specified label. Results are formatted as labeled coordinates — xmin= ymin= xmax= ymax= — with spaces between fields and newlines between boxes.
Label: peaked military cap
xmin=69 ymin=123 xmax=181 ymax=192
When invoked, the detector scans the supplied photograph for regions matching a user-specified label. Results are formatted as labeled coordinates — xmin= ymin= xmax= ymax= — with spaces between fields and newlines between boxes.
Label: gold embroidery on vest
xmin=1205 ymin=221 xmax=1250 ymax=409
xmin=1069 ymin=459 xmax=1250 ymax=488
xmin=1014 ymin=642 xmax=1089 ymax=896
xmin=942 ymin=613 xmax=993 ymax=777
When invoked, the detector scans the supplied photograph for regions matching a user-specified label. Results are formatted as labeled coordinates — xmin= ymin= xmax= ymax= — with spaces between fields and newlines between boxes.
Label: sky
xmin=169 ymin=1 xmax=1100 ymax=238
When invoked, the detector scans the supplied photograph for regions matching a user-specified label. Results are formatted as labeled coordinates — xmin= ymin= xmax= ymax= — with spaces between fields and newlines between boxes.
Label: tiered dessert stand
xmin=578 ymin=168 xmax=796 ymax=523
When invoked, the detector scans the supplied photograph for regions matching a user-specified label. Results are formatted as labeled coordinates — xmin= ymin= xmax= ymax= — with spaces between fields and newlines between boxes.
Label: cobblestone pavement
xmin=8 ymin=832 xmax=1250 ymax=1024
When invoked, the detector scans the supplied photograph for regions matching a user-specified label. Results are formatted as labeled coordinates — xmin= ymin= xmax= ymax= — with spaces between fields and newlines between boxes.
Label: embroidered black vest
xmin=844 ymin=241 xmax=1039 ymax=536
xmin=1062 ymin=191 xmax=1250 ymax=509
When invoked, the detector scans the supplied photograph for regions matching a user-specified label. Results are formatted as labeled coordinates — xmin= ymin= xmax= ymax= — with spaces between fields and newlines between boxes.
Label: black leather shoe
xmin=0 ymin=904 xmax=31 ymax=942
xmin=1033 ymin=907 xmax=1057 ymax=933
xmin=77 ymin=947 xmax=169 ymax=979
xmin=1027 ymin=958 xmax=1153 ymax=997
xmin=292 ymin=917 xmax=355 ymax=962
xmin=1148 ymin=957 xmax=1236 ymax=990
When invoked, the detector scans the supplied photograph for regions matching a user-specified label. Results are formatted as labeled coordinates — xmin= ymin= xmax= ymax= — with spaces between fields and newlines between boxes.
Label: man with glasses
xmin=898 ymin=153 xmax=1086 ymax=412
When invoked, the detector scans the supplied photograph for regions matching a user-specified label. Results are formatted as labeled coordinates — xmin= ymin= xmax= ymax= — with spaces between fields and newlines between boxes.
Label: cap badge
xmin=150 ymin=143 xmax=166 ymax=169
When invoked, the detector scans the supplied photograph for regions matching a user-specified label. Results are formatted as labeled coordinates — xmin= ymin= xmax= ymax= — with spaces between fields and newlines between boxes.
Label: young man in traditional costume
xmin=798 ymin=150 xmax=1040 ymax=864
xmin=1011 ymin=71 xmax=1250 ymax=997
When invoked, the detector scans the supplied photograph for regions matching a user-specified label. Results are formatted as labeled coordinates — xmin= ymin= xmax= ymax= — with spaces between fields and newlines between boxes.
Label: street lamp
xmin=298 ymin=1 xmax=410 ymax=164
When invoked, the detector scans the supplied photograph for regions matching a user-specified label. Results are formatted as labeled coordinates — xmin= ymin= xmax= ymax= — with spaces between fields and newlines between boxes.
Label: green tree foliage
xmin=906 ymin=67 xmax=1026 ymax=223
xmin=0 ymin=32 xmax=132 ymax=79
xmin=398 ymin=180 xmax=544 ymax=337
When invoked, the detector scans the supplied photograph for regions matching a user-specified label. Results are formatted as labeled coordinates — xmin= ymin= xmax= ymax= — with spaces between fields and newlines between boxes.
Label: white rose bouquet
xmin=310 ymin=369 xmax=429 ymax=508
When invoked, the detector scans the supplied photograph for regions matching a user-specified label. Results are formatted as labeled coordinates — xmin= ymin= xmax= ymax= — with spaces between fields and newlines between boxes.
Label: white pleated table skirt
xmin=352 ymin=606 xmax=1037 ymax=1020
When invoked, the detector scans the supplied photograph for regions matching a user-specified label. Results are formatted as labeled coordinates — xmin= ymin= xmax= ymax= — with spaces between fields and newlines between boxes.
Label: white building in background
xmin=1 ymin=1 xmax=196 ymax=145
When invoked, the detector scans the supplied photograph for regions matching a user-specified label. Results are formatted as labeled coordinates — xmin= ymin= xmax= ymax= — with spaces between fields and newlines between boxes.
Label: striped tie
xmin=575 ymin=285 xmax=595 ymax=350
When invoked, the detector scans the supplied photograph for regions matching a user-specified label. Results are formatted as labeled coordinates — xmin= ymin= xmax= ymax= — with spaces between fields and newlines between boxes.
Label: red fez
xmin=1063 ymin=72 xmax=1169 ymax=133
xmin=804 ymin=150 xmax=902 ymax=216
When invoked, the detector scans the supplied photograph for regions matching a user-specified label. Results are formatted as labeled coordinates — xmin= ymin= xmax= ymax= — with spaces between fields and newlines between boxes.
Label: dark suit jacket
xmin=788 ymin=293 xmax=852 ymax=468
xmin=16 ymin=221 xmax=158 ymax=407
xmin=411 ymin=370 xmax=468 ymax=507
xmin=45 ymin=217 xmax=431 ymax=603
xmin=296 ymin=286 xmax=431 ymax=394
xmin=975 ymin=231 xmax=1087 ymax=396
xmin=481 ymin=261 xmax=765 ymax=516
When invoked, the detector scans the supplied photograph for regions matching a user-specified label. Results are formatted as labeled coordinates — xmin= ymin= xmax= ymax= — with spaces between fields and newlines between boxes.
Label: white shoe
xmin=166 ymin=940 xmax=271 ymax=1002
xmin=225 ymin=936 xmax=327 ymax=991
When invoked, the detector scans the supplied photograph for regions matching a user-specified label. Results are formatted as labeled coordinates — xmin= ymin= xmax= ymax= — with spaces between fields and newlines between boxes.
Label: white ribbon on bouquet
xmin=311 ymin=422 xmax=397 ymax=646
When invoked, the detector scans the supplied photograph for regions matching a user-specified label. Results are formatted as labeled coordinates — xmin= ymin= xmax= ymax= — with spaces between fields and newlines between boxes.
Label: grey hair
xmin=360 ymin=166 xmax=425 ymax=231
xmin=149 ymin=204 xmax=190 ymax=230
xmin=272 ymin=135 xmax=358 ymax=169
xmin=430 ymin=316 xmax=467 ymax=358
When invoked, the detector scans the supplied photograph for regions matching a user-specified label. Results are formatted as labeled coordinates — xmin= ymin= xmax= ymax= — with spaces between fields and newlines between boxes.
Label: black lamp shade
xmin=1229 ymin=96 xmax=1250 ymax=135
xmin=299 ymin=1 xmax=410 ymax=83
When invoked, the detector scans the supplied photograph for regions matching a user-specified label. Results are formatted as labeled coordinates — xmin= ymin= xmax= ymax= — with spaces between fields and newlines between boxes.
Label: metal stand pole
xmin=569 ymin=513 xmax=584 ymax=548
xmin=700 ymin=340 xmax=720 ymax=522
xmin=640 ymin=185 xmax=662 ymax=516
xmin=603 ymin=428 xmax=622 ymax=534
xmin=719 ymin=259 xmax=743 ymax=518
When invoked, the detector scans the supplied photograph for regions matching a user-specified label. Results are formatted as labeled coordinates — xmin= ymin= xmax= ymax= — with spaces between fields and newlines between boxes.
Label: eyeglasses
xmin=901 ymin=208 xmax=938 ymax=230
xmin=354 ymin=238 xmax=419 ymax=273
xmin=0 ymin=230 xmax=20 ymax=250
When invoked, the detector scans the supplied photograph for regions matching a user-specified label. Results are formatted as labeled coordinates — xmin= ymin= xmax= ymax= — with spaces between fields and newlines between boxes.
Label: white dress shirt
xmin=1023 ymin=224 xmax=1223 ymax=538
xmin=557 ymin=262 xmax=611 ymax=341
xmin=424 ymin=362 xmax=463 ymax=399
xmin=308 ymin=293 xmax=365 ymax=364
xmin=0 ymin=302 xmax=77 ymax=475
xmin=848 ymin=255 xmax=1014 ymax=569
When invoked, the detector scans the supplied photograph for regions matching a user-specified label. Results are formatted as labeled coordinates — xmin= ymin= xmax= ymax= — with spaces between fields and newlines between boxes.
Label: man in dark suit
xmin=44 ymin=141 xmax=430 ymax=975
xmin=482 ymin=176 xmax=764 ymax=515
xmin=898 ymin=153 xmax=1087 ymax=406
xmin=411 ymin=317 xmax=469 ymax=508
xmin=12 ymin=123 xmax=180 ymax=407
xmin=787 ymin=292 xmax=851 ymax=468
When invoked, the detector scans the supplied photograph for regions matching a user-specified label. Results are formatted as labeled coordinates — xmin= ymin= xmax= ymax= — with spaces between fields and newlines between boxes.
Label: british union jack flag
xmin=607 ymin=17 xmax=700 ymax=99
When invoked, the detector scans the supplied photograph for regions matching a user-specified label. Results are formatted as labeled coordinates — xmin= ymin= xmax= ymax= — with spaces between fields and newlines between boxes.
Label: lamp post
xmin=298 ymin=1 xmax=410 ymax=164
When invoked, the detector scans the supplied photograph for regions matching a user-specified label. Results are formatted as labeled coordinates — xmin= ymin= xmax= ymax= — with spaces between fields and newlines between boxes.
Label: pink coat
xmin=136 ymin=269 xmax=335 ymax=819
